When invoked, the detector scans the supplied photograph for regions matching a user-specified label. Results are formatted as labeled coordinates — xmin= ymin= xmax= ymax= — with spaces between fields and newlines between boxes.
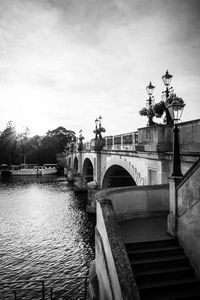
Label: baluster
xmin=50 ymin=287 xmax=53 ymax=300
xmin=41 ymin=281 xmax=45 ymax=300
xmin=84 ymin=278 xmax=87 ymax=300
xmin=13 ymin=290 xmax=17 ymax=300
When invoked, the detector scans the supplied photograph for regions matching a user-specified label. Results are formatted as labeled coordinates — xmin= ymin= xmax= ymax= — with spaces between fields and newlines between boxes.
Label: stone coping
xmin=97 ymin=198 xmax=140 ymax=300
xmin=177 ymin=157 xmax=200 ymax=190
xmin=95 ymin=184 xmax=169 ymax=201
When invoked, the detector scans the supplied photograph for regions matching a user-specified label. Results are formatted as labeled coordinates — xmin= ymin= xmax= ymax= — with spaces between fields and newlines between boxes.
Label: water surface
xmin=0 ymin=177 xmax=95 ymax=299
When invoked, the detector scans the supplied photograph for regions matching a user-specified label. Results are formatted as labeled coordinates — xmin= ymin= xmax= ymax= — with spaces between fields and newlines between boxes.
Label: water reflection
xmin=0 ymin=177 xmax=95 ymax=299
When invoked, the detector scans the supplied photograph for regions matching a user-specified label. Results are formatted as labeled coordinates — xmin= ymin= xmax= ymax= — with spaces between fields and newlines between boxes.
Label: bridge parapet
xmin=137 ymin=124 xmax=173 ymax=152
xmin=103 ymin=131 xmax=139 ymax=151
xmin=80 ymin=126 xmax=173 ymax=153
xmin=70 ymin=119 xmax=200 ymax=155
xmin=66 ymin=119 xmax=200 ymax=192
xmin=81 ymin=131 xmax=139 ymax=152
xmin=137 ymin=119 xmax=200 ymax=153
xmin=81 ymin=126 xmax=172 ymax=153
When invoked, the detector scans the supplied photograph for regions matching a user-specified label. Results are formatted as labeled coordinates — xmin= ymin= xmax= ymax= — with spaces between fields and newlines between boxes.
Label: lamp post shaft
xmin=95 ymin=124 xmax=98 ymax=139
xmin=148 ymin=115 xmax=154 ymax=126
xmin=148 ymin=96 xmax=152 ymax=106
xmin=147 ymin=96 xmax=155 ymax=126
xmin=172 ymin=124 xmax=183 ymax=177
xmin=166 ymin=86 xmax=169 ymax=98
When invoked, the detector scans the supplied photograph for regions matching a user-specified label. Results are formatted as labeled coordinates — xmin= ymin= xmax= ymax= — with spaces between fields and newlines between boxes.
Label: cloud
xmin=0 ymin=0 xmax=199 ymax=139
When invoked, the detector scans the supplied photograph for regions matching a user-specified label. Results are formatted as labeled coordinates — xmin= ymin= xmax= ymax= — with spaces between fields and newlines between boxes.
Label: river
xmin=0 ymin=176 xmax=95 ymax=299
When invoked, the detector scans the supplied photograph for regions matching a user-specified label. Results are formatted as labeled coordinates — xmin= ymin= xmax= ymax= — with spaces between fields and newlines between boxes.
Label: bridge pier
xmin=67 ymin=168 xmax=74 ymax=182
xmin=74 ymin=172 xmax=88 ymax=192
xmin=86 ymin=181 xmax=99 ymax=213
xmin=96 ymin=152 xmax=102 ymax=187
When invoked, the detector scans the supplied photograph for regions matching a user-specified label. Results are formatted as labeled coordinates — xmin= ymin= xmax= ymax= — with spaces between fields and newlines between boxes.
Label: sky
xmin=0 ymin=0 xmax=200 ymax=140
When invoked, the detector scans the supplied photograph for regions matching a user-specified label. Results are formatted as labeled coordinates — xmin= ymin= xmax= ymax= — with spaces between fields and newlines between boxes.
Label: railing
xmin=96 ymin=199 xmax=140 ymax=299
xmin=79 ymin=132 xmax=139 ymax=152
xmin=176 ymin=157 xmax=200 ymax=219
xmin=177 ymin=157 xmax=200 ymax=190
xmin=0 ymin=276 xmax=88 ymax=300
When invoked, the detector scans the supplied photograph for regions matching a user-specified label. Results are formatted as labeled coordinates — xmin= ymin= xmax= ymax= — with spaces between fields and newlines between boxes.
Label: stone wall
xmin=138 ymin=124 xmax=172 ymax=152
xmin=137 ymin=119 xmax=200 ymax=153
xmin=96 ymin=199 xmax=140 ymax=300
xmin=95 ymin=184 xmax=169 ymax=220
xmin=179 ymin=119 xmax=200 ymax=152
xmin=177 ymin=158 xmax=200 ymax=278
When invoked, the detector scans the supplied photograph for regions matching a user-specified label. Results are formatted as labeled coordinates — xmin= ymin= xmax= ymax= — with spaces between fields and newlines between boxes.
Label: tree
xmin=0 ymin=124 xmax=76 ymax=165
xmin=17 ymin=127 xmax=30 ymax=165
xmin=26 ymin=135 xmax=42 ymax=164
xmin=46 ymin=127 xmax=75 ymax=152
xmin=39 ymin=127 xmax=75 ymax=164
xmin=0 ymin=121 xmax=18 ymax=164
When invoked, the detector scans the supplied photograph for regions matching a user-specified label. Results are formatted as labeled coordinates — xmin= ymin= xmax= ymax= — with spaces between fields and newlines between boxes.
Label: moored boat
xmin=9 ymin=164 xmax=57 ymax=176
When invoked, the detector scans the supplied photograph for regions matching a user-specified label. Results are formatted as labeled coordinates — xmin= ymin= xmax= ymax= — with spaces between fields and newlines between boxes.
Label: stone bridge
xmin=66 ymin=119 xmax=200 ymax=191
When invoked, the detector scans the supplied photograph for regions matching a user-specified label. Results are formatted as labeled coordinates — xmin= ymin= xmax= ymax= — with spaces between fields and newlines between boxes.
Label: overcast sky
xmin=0 ymin=0 xmax=200 ymax=139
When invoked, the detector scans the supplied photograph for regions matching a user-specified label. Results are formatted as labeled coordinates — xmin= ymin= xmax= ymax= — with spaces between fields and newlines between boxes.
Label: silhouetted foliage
xmin=0 ymin=121 xmax=18 ymax=164
xmin=0 ymin=123 xmax=75 ymax=165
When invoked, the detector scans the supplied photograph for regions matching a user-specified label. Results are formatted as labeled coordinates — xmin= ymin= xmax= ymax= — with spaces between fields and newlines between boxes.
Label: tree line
xmin=0 ymin=121 xmax=75 ymax=165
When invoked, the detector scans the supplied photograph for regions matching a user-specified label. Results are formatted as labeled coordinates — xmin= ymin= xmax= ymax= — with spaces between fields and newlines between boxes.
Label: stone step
xmin=134 ymin=264 xmax=194 ymax=276
xmin=128 ymin=245 xmax=183 ymax=259
xmin=135 ymin=265 xmax=195 ymax=284
xmin=141 ymin=288 xmax=200 ymax=300
xmin=130 ymin=255 xmax=189 ymax=272
xmin=126 ymin=238 xmax=178 ymax=251
xmin=126 ymin=239 xmax=200 ymax=300
xmin=138 ymin=274 xmax=198 ymax=289
xmin=139 ymin=277 xmax=200 ymax=298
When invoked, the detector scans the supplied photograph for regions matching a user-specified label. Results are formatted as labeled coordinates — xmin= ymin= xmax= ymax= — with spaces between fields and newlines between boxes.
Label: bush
xmin=166 ymin=94 xmax=185 ymax=106
xmin=139 ymin=107 xmax=148 ymax=116
xmin=153 ymin=101 xmax=165 ymax=117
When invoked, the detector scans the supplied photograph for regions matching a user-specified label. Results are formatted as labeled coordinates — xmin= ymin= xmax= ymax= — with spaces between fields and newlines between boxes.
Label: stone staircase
xmin=126 ymin=239 xmax=200 ymax=300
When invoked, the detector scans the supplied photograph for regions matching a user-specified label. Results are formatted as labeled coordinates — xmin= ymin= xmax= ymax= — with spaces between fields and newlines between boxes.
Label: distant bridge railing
xmin=103 ymin=131 xmax=139 ymax=151
xmin=76 ymin=131 xmax=139 ymax=152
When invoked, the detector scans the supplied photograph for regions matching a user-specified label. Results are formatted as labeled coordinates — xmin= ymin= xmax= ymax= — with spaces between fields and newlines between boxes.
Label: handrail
xmin=177 ymin=157 xmax=200 ymax=190
xmin=0 ymin=276 xmax=89 ymax=300
xmin=0 ymin=276 xmax=88 ymax=285
xmin=176 ymin=157 xmax=200 ymax=220
xmin=178 ymin=198 xmax=200 ymax=219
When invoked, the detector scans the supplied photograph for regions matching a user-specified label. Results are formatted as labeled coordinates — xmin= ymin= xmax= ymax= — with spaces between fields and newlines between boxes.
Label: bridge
xmin=66 ymin=119 xmax=200 ymax=189
xmin=66 ymin=119 xmax=200 ymax=299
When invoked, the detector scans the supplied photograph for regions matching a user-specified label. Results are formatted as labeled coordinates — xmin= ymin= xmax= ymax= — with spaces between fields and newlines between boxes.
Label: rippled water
xmin=0 ymin=177 xmax=95 ymax=299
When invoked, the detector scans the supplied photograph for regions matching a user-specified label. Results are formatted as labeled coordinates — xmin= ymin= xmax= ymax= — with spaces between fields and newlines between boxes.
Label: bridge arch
xmin=82 ymin=158 xmax=94 ymax=183
xmin=101 ymin=156 xmax=144 ymax=187
xmin=102 ymin=164 xmax=136 ymax=189
xmin=73 ymin=157 xmax=78 ymax=172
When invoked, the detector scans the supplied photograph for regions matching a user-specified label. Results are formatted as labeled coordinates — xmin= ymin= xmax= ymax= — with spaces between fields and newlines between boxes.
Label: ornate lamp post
xmin=78 ymin=130 xmax=84 ymax=152
xmin=98 ymin=115 xmax=102 ymax=139
xmin=98 ymin=115 xmax=102 ymax=127
xmin=146 ymin=81 xmax=155 ymax=126
xmin=162 ymin=69 xmax=173 ymax=98
xmin=94 ymin=116 xmax=104 ymax=139
xmin=94 ymin=118 xmax=98 ymax=139
xmin=162 ymin=70 xmax=174 ymax=124
xmin=166 ymin=99 xmax=185 ymax=177
xmin=93 ymin=116 xmax=106 ymax=151
xmin=70 ymin=137 xmax=76 ymax=153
